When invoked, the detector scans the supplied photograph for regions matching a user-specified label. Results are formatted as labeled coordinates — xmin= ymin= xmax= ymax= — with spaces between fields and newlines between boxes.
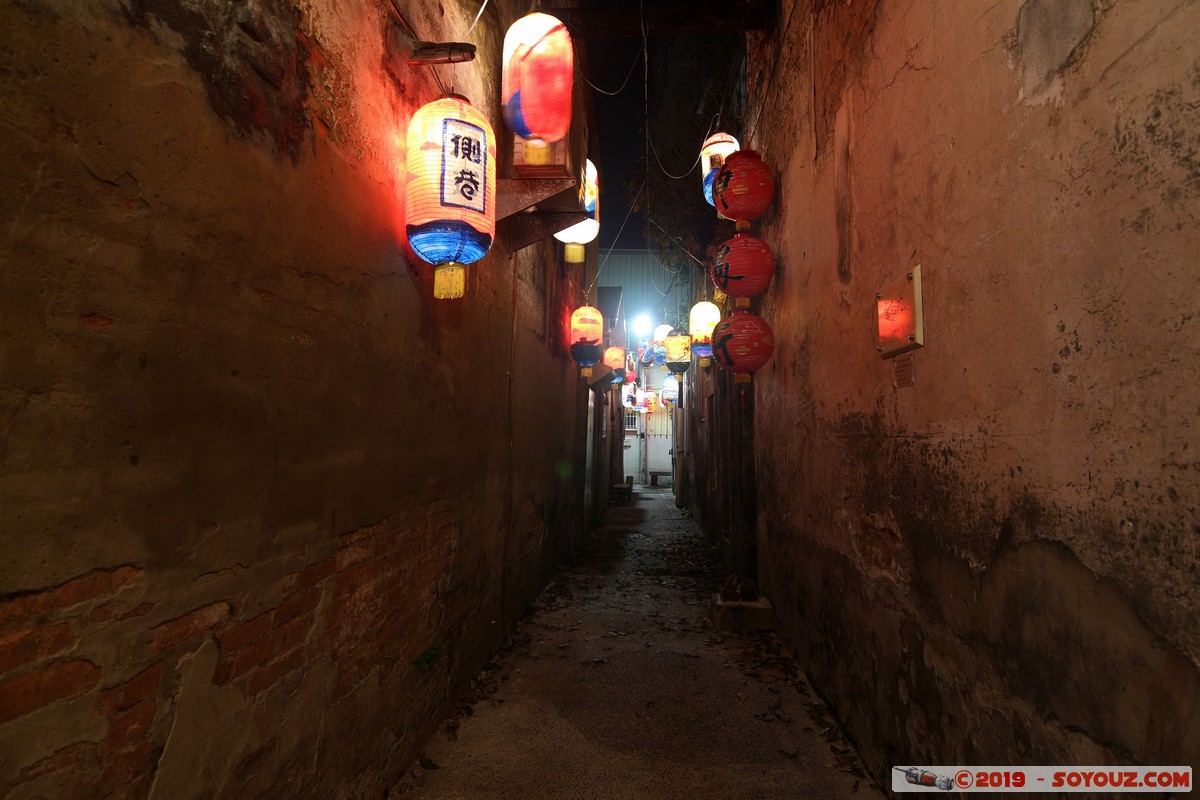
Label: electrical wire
xmin=586 ymin=177 xmax=648 ymax=299
xmin=466 ymin=0 xmax=489 ymax=36
xmin=578 ymin=48 xmax=642 ymax=96
xmin=385 ymin=0 xmax=446 ymax=94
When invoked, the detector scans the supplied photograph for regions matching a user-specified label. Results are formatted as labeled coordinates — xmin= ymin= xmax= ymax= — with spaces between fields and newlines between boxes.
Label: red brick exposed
xmin=248 ymin=648 xmax=304 ymax=696
xmin=149 ymin=602 xmax=231 ymax=652
xmin=16 ymin=741 xmax=95 ymax=783
xmin=0 ymin=623 xmax=77 ymax=676
xmin=0 ymin=566 xmax=143 ymax=632
xmin=280 ymin=557 xmax=335 ymax=595
xmin=0 ymin=660 xmax=101 ymax=724
xmin=97 ymin=662 xmax=164 ymax=715
xmin=101 ymin=700 xmax=157 ymax=757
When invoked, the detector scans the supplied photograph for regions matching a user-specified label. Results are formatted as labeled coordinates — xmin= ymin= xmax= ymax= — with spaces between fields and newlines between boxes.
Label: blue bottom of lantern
xmin=570 ymin=342 xmax=602 ymax=367
xmin=692 ymin=344 xmax=713 ymax=358
xmin=503 ymin=95 xmax=533 ymax=139
xmin=703 ymin=168 xmax=718 ymax=207
xmin=407 ymin=221 xmax=493 ymax=266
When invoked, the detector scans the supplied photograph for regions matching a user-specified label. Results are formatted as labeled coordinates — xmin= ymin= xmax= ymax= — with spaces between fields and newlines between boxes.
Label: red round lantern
xmin=712 ymin=311 xmax=774 ymax=380
xmin=712 ymin=150 xmax=775 ymax=222
xmin=710 ymin=233 xmax=775 ymax=302
xmin=503 ymin=13 xmax=573 ymax=155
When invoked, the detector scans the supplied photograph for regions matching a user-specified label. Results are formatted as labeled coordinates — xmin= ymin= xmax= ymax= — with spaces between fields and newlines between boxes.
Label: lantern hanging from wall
xmin=712 ymin=149 xmax=775 ymax=224
xmin=660 ymin=375 xmax=679 ymax=405
xmin=623 ymin=382 xmax=637 ymax=408
xmin=710 ymin=233 xmax=776 ymax=308
xmin=699 ymin=133 xmax=739 ymax=207
xmin=405 ymin=95 xmax=496 ymax=299
xmin=712 ymin=310 xmax=775 ymax=383
xmin=569 ymin=305 xmax=604 ymax=377
xmin=554 ymin=159 xmax=599 ymax=263
xmin=639 ymin=338 xmax=654 ymax=365
xmin=624 ymin=365 xmax=637 ymax=384
xmin=653 ymin=323 xmax=674 ymax=343
xmin=689 ymin=301 xmax=722 ymax=366
xmin=502 ymin=13 xmax=573 ymax=164
xmin=664 ymin=332 xmax=691 ymax=375
xmin=604 ymin=346 xmax=626 ymax=383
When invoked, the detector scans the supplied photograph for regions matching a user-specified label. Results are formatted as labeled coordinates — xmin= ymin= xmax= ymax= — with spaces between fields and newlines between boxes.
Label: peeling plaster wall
xmin=0 ymin=0 xmax=591 ymax=797
xmin=742 ymin=0 xmax=1200 ymax=784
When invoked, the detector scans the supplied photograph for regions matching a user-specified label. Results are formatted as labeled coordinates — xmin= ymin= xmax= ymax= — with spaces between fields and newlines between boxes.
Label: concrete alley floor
xmin=396 ymin=488 xmax=885 ymax=800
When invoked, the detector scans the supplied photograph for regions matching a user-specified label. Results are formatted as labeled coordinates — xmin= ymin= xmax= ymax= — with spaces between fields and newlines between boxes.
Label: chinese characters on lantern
xmin=441 ymin=119 xmax=487 ymax=213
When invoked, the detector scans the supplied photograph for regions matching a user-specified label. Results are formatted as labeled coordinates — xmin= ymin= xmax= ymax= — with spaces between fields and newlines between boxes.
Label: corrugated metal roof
xmin=594 ymin=249 xmax=691 ymax=331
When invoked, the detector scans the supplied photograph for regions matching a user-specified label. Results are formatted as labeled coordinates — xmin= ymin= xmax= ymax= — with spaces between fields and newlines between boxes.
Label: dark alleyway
xmin=397 ymin=489 xmax=882 ymax=799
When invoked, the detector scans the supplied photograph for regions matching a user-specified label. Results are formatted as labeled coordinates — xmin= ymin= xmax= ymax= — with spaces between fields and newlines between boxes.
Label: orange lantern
xmin=700 ymin=133 xmax=738 ymax=207
xmin=604 ymin=345 xmax=626 ymax=383
xmin=712 ymin=310 xmax=774 ymax=383
xmin=569 ymin=305 xmax=604 ymax=376
xmin=554 ymin=159 xmax=599 ymax=263
xmin=689 ymin=301 xmax=721 ymax=365
xmin=405 ymin=95 xmax=497 ymax=299
xmin=712 ymin=150 xmax=775 ymax=224
xmin=503 ymin=13 xmax=573 ymax=164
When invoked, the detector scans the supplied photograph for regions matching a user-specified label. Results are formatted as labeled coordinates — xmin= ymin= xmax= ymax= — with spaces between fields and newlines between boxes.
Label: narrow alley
xmin=400 ymin=489 xmax=880 ymax=800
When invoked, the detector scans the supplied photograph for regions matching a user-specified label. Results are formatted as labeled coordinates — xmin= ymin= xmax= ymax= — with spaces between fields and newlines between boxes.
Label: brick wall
xmin=0 ymin=0 xmax=590 ymax=796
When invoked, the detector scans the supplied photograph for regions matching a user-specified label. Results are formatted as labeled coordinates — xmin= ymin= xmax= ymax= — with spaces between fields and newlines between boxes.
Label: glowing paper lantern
xmin=653 ymin=323 xmax=673 ymax=342
xmin=689 ymin=301 xmax=721 ymax=365
xmin=712 ymin=310 xmax=774 ymax=382
xmin=604 ymin=346 xmax=626 ymax=383
xmin=554 ymin=159 xmax=599 ymax=263
xmin=569 ymin=305 xmax=604 ymax=377
xmin=502 ymin=13 xmax=573 ymax=163
xmin=660 ymin=375 xmax=679 ymax=405
xmin=710 ymin=233 xmax=775 ymax=307
xmin=664 ymin=333 xmax=691 ymax=375
xmin=712 ymin=150 xmax=775 ymax=223
xmin=405 ymin=95 xmax=496 ymax=299
xmin=700 ymin=133 xmax=739 ymax=206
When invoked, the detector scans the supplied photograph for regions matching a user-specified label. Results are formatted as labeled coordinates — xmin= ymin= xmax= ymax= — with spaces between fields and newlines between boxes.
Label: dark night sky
xmin=582 ymin=34 xmax=648 ymax=250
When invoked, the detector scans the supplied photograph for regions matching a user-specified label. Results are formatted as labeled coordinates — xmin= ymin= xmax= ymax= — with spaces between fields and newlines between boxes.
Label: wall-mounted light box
xmin=876 ymin=264 xmax=924 ymax=359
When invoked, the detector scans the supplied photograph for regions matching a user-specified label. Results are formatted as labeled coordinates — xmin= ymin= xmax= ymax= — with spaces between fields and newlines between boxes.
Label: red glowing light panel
xmin=876 ymin=265 xmax=924 ymax=359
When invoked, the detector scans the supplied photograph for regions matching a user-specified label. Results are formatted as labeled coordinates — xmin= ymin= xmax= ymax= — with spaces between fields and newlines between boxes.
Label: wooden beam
xmin=544 ymin=1 xmax=774 ymax=37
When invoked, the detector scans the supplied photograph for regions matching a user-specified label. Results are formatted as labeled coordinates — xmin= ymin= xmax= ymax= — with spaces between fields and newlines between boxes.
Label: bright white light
xmin=632 ymin=314 xmax=653 ymax=338
xmin=653 ymin=323 xmax=674 ymax=342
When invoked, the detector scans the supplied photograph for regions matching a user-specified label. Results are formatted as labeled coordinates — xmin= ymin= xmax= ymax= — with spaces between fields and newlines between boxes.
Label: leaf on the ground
xmin=418 ymin=754 xmax=439 ymax=770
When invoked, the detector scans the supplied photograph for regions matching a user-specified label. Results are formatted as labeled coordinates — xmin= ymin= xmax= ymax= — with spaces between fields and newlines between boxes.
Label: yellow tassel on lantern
xmin=433 ymin=264 xmax=466 ymax=299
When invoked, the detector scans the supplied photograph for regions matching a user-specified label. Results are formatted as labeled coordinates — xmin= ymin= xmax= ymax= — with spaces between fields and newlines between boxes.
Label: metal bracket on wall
xmin=497 ymin=178 xmax=585 ymax=251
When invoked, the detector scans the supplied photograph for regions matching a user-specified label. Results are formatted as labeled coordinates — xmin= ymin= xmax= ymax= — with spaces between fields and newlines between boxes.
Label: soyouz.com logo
xmin=892 ymin=766 xmax=1193 ymax=793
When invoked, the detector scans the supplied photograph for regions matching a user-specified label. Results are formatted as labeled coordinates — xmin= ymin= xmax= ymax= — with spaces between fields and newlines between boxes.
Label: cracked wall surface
xmin=740 ymin=0 xmax=1200 ymax=785
xmin=0 ymin=0 xmax=595 ymax=797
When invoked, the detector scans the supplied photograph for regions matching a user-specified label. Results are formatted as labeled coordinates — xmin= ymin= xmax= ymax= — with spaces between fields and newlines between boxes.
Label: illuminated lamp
xmin=604 ymin=346 xmax=626 ymax=383
xmin=653 ymin=323 xmax=673 ymax=343
xmin=569 ymin=305 xmax=604 ymax=377
xmin=699 ymin=133 xmax=739 ymax=206
xmin=664 ymin=333 xmax=691 ymax=375
xmin=710 ymin=233 xmax=775 ymax=309
xmin=712 ymin=150 xmax=775 ymax=224
xmin=645 ymin=391 xmax=659 ymax=414
xmin=639 ymin=338 xmax=654 ymax=365
xmin=624 ymin=366 xmax=637 ymax=384
xmin=405 ymin=95 xmax=496 ymax=299
xmin=712 ymin=310 xmax=774 ymax=383
xmin=622 ymin=382 xmax=637 ymax=408
xmin=652 ymin=341 xmax=667 ymax=367
xmin=660 ymin=375 xmax=679 ymax=405
xmin=502 ymin=13 xmax=572 ymax=164
xmin=554 ymin=159 xmax=599 ymax=263
xmin=689 ymin=301 xmax=721 ymax=367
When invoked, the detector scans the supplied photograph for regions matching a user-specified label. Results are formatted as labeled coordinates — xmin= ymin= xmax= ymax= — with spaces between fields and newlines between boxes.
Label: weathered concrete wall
xmin=0 ymin=1 xmax=592 ymax=796
xmin=741 ymin=0 xmax=1200 ymax=785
